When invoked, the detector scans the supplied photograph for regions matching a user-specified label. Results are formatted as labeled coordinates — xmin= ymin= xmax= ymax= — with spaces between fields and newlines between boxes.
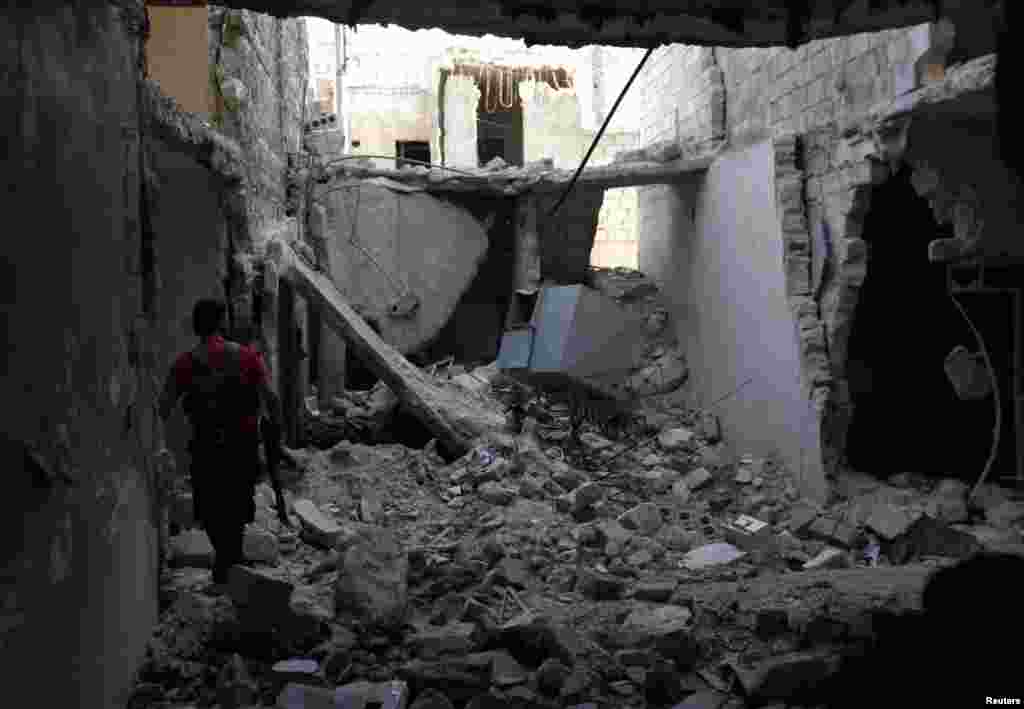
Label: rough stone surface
xmin=618 ymin=502 xmax=664 ymax=536
xmin=292 ymin=499 xmax=343 ymax=548
xmin=658 ymin=428 xmax=695 ymax=451
xmin=170 ymin=529 xmax=216 ymax=569
xmin=411 ymin=622 xmax=480 ymax=658
xmin=681 ymin=467 xmax=713 ymax=490
xmin=478 ymin=482 xmax=517 ymax=506
xmin=334 ymin=527 xmax=409 ymax=627
xmin=575 ymin=568 xmax=628 ymax=601
xmin=228 ymin=565 xmax=294 ymax=620
xmin=617 ymin=604 xmax=693 ymax=647
xmin=243 ymin=527 xmax=280 ymax=564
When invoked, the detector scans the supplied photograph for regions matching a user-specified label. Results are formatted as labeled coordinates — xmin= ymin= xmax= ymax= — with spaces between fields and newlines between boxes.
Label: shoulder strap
xmin=191 ymin=341 xmax=243 ymax=377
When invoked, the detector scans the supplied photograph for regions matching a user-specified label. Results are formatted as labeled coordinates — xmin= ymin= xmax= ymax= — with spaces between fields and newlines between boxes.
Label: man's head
xmin=192 ymin=298 xmax=227 ymax=339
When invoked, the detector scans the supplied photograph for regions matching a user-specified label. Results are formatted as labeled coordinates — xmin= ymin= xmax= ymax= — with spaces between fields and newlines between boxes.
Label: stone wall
xmin=796 ymin=56 xmax=1014 ymax=473
xmin=0 ymin=4 xmax=160 ymax=707
xmin=208 ymin=5 xmax=308 ymax=254
xmin=207 ymin=5 xmax=308 ymax=392
xmin=630 ymin=23 xmax=981 ymax=487
xmin=347 ymin=87 xmax=435 ymax=168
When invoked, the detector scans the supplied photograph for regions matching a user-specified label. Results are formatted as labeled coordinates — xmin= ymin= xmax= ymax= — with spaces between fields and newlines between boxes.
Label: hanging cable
xmin=546 ymin=46 xmax=655 ymax=219
xmin=949 ymin=292 xmax=1003 ymax=501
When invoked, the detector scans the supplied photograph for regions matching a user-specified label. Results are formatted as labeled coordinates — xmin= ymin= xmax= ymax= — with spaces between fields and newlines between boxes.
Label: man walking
xmin=157 ymin=298 xmax=290 ymax=585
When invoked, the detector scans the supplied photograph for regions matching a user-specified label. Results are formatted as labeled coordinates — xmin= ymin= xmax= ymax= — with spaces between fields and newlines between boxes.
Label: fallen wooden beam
xmin=265 ymin=238 xmax=506 ymax=459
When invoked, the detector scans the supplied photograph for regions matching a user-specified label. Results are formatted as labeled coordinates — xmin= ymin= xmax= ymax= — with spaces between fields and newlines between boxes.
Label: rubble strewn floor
xmin=131 ymin=271 xmax=1024 ymax=709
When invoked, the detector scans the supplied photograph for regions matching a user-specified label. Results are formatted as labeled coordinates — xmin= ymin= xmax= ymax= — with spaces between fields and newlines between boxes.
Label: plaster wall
xmin=639 ymin=142 xmax=825 ymax=500
xmin=0 ymin=5 xmax=160 ymax=707
xmin=348 ymin=89 xmax=435 ymax=167
xmin=317 ymin=182 xmax=489 ymax=354
xmin=444 ymin=75 xmax=481 ymax=168
xmin=148 ymin=143 xmax=230 ymax=468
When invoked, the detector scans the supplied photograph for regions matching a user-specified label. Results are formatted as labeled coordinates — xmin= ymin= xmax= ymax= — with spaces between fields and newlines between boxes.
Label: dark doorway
xmin=844 ymin=165 xmax=1018 ymax=481
xmin=476 ymin=95 xmax=524 ymax=167
xmin=396 ymin=140 xmax=431 ymax=169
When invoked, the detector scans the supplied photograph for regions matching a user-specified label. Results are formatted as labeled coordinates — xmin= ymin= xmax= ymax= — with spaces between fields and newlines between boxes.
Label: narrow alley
xmin=2 ymin=2 xmax=1024 ymax=709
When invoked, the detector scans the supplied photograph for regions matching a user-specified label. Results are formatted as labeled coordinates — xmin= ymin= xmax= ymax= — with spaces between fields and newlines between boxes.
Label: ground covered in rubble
xmin=130 ymin=270 xmax=1024 ymax=709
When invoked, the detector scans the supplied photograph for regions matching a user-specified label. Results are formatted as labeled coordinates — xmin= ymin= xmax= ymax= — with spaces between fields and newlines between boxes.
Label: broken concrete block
xmin=579 ymin=431 xmax=614 ymax=451
xmin=803 ymin=547 xmax=848 ymax=570
xmin=617 ymin=604 xmax=692 ymax=647
xmin=334 ymin=526 xmax=409 ymax=627
xmin=925 ymin=478 xmax=969 ymax=524
xmin=218 ymin=652 xmax=258 ymax=708
xmin=411 ymin=622 xmax=480 ymax=658
xmin=657 ymin=525 xmax=699 ymax=552
xmin=681 ymin=467 xmax=712 ymax=490
xmin=682 ymin=543 xmax=745 ymax=570
xmin=556 ymin=481 xmax=604 ymax=515
xmin=888 ymin=516 xmax=982 ymax=564
xmin=672 ymin=690 xmax=730 ymax=709
xmin=575 ymin=567 xmax=628 ymax=600
xmin=491 ymin=650 xmax=528 ymax=687
xmin=722 ymin=515 xmax=775 ymax=553
xmin=228 ymin=565 xmax=294 ymax=621
xmin=785 ymin=504 xmax=820 ymax=533
xmin=658 ymin=428 xmax=695 ymax=451
xmin=170 ymin=529 xmax=215 ymax=569
xmin=632 ymin=580 xmax=677 ymax=603
xmin=243 ymin=527 xmax=280 ymax=565
xmin=292 ymin=499 xmax=342 ymax=548
xmin=807 ymin=516 xmax=860 ymax=548
xmin=865 ymin=504 xmax=919 ymax=540
xmin=985 ymin=501 xmax=1024 ymax=530
xmin=409 ymin=690 xmax=455 ymax=709
xmin=618 ymin=502 xmax=664 ymax=537
xmin=477 ymin=481 xmax=516 ymax=506
xmin=536 ymin=658 xmax=572 ymax=696
xmin=671 ymin=480 xmax=692 ymax=503
xmin=730 ymin=651 xmax=839 ymax=705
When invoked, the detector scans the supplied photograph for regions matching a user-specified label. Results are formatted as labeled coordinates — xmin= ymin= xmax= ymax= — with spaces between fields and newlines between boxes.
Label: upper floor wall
xmin=635 ymin=23 xmax=956 ymax=149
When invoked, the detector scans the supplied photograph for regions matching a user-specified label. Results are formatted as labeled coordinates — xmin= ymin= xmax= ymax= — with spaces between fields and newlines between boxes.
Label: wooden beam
xmin=265 ymin=238 xmax=506 ymax=458
xmin=322 ymin=154 xmax=715 ymax=198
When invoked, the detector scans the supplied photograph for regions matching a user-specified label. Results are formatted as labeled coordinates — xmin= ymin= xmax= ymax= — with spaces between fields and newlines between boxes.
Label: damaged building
xmin=2 ymin=0 xmax=1024 ymax=708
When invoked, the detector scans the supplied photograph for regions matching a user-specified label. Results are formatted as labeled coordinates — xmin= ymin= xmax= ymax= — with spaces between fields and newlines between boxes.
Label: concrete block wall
xmin=717 ymin=27 xmax=925 ymax=143
xmin=209 ymin=6 xmax=309 ymax=253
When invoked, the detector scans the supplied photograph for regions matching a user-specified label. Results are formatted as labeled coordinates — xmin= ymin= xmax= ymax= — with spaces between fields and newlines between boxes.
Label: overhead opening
xmin=590 ymin=186 xmax=639 ymax=269
xmin=843 ymin=165 xmax=1020 ymax=483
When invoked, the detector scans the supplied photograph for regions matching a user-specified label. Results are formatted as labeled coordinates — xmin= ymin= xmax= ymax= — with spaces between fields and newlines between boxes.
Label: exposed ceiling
xmin=218 ymin=0 xmax=1003 ymax=50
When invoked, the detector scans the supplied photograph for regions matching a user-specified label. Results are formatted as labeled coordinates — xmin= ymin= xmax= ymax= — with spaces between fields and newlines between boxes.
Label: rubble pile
xmin=139 ymin=272 xmax=1024 ymax=709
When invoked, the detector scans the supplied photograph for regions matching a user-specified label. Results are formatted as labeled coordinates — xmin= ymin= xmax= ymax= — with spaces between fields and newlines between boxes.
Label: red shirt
xmin=172 ymin=335 xmax=269 ymax=435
